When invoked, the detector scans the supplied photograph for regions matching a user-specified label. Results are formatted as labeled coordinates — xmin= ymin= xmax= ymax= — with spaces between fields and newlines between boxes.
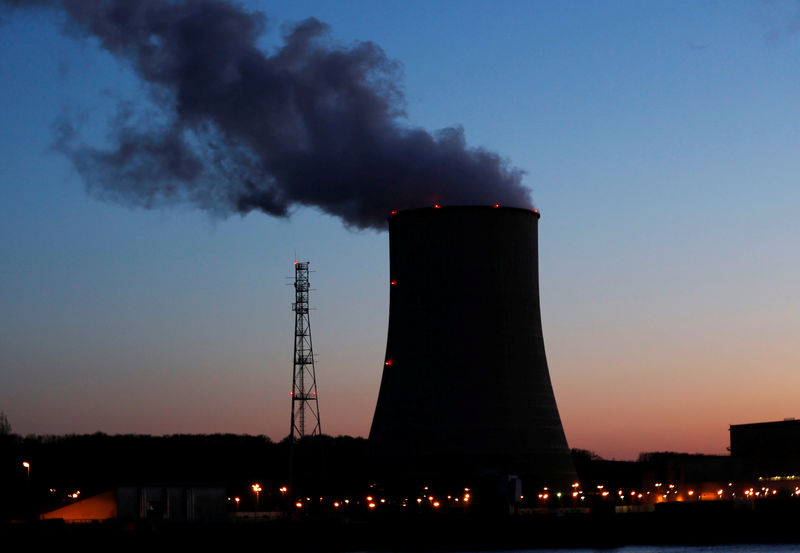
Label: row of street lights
xmin=237 ymin=483 xmax=289 ymax=512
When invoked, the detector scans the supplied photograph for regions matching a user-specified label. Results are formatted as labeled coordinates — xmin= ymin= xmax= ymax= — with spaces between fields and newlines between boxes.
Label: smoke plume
xmin=5 ymin=0 xmax=532 ymax=229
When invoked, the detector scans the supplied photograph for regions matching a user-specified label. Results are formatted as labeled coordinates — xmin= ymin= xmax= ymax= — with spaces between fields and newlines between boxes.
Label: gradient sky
xmin=2 ymin=1 xmax=800 ymax=460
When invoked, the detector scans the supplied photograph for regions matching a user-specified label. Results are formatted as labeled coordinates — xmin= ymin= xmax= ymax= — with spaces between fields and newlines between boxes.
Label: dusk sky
xmin=2 ymin=1 xmax=800 ymax=460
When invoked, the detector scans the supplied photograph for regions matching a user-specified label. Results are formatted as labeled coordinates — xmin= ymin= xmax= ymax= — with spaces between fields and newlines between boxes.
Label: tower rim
xmin=388 ymin=205 xmax=540 ymax=220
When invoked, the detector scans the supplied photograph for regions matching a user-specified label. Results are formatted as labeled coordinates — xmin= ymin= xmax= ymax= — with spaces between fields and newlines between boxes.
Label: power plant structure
xmin=368 ymin=205 xmax=576 ymax=491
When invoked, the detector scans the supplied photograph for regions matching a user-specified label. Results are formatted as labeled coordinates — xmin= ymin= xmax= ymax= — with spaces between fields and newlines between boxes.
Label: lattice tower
xmin=290 ymin=261 xmax=321 ymax=439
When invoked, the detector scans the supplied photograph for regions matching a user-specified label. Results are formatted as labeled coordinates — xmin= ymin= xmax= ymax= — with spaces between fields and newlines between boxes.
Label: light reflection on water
xmin=500 ymin=546 xmax=800 ymax=553
xmin=361 ymin=543 xmax=800 ymax=553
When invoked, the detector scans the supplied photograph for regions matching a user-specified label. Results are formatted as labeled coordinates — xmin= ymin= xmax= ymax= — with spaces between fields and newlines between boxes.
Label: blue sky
xmin=1 ymin=1 xmax=799 ymax=459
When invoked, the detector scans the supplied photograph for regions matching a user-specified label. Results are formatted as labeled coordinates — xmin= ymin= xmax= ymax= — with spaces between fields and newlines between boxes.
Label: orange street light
xmin=22 ymin=461 xmax=30 ymax=479
xmin=252 ymin=483 xmax=262 ymax=511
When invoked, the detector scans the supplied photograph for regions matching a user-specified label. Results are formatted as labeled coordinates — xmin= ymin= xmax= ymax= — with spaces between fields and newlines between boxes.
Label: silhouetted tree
xmin=571 ymin=448 xmax=603 ymax=462
xmin=0 ymin=410 xmax=10 ymax=435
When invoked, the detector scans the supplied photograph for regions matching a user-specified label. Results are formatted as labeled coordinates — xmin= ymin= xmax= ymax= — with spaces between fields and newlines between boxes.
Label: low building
xmin=730 ymin=419 xmax=800 ymax=478
xmin=40 ymin=487 xmax=226 ymax=523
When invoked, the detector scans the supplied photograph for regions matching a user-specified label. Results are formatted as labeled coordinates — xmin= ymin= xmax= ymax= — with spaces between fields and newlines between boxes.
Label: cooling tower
xmin=368 ymin=205 xmax=576 ymax=489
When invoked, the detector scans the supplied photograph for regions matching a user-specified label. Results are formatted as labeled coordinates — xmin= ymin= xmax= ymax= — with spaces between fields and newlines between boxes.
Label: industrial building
xmin=730 ymin=418 xmax=800 ymax=478
xmin=39 ymin=487 xmax=227 ymax=523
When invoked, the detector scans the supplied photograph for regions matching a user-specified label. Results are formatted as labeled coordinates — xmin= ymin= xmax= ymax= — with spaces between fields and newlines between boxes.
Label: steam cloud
xmin=5 ymin=0 xmax=532 ymax=229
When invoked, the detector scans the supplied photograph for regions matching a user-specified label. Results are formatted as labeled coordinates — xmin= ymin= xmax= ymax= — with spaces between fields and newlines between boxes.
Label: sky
xmin=2 ymin=0 xmax=800 ymax=460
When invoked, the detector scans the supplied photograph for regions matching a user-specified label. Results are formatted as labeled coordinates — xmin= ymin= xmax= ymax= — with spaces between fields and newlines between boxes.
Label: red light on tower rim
xmin=494 ymin=204 xmax=500 ymax=208
xmin=384 ymin=359 xmax=392 ymax=366
xmin=434 ymin=204 xmax=440 ymax=209
xmin=390 ymin=210 xmax=398 ymax=216
xmin=390 ymin=280 xmax=397 ymax=286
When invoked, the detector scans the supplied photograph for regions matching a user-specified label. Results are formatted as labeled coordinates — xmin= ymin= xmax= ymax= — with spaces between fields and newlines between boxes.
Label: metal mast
xmin=290 ymin=261 xmax=321 ymax=440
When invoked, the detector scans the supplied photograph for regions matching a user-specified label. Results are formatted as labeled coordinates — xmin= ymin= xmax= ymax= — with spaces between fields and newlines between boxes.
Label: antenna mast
xmin=290 ymin=261 xmax=321 ymax=439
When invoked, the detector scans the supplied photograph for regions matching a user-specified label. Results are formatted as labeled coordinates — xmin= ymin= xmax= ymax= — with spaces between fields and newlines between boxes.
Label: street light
xmin=252 ymin=483 xmax=262 ymax=512
xmin=22 ymin=461 xmax=30 ymax=479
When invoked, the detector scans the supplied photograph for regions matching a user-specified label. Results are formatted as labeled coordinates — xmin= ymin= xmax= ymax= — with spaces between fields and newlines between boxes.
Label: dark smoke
xmin=5 ymin=0 xmax=532 ymax=229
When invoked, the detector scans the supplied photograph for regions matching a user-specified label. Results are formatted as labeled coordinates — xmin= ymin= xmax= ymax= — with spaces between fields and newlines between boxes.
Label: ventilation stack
xmin=368 ymin=206 xmax=576 ymax=490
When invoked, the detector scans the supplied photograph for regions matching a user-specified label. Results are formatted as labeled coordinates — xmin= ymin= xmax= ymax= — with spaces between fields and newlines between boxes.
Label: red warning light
xmin=390 ymin=280 xmax=397 ymax=286
xmin=293 ymin=261 xmax=298 ymax=265
xmin=532 ymin=209 xmax=539 ymax=214
xmin=434 ymin=204 xmax=440 ymax=209
xmin=494 ymin=204 xmax=500 ymax=208
xmin=384 ymin=359 xmax=392 ymax=366
xmin=390 ymin=210 xmax=398 ymax=216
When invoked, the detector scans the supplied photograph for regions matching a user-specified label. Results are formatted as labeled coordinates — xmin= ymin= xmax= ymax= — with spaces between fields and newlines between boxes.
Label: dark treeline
xmin=571 ymin=447 xmax=744 ymax=491
xmin=0 ymin=432 xmax=368 ymax=520
xmin=2 ymin=435 xmax=750 ymax=523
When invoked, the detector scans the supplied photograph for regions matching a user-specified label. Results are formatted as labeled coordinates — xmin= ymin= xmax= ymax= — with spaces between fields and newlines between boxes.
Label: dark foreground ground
xmin=4 ymin=505 xmax=800 ymax=552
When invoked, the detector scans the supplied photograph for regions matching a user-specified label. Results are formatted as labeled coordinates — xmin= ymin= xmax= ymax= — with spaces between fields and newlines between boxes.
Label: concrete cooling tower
xmin=368 ymin=205 xmax=576 ymax=490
